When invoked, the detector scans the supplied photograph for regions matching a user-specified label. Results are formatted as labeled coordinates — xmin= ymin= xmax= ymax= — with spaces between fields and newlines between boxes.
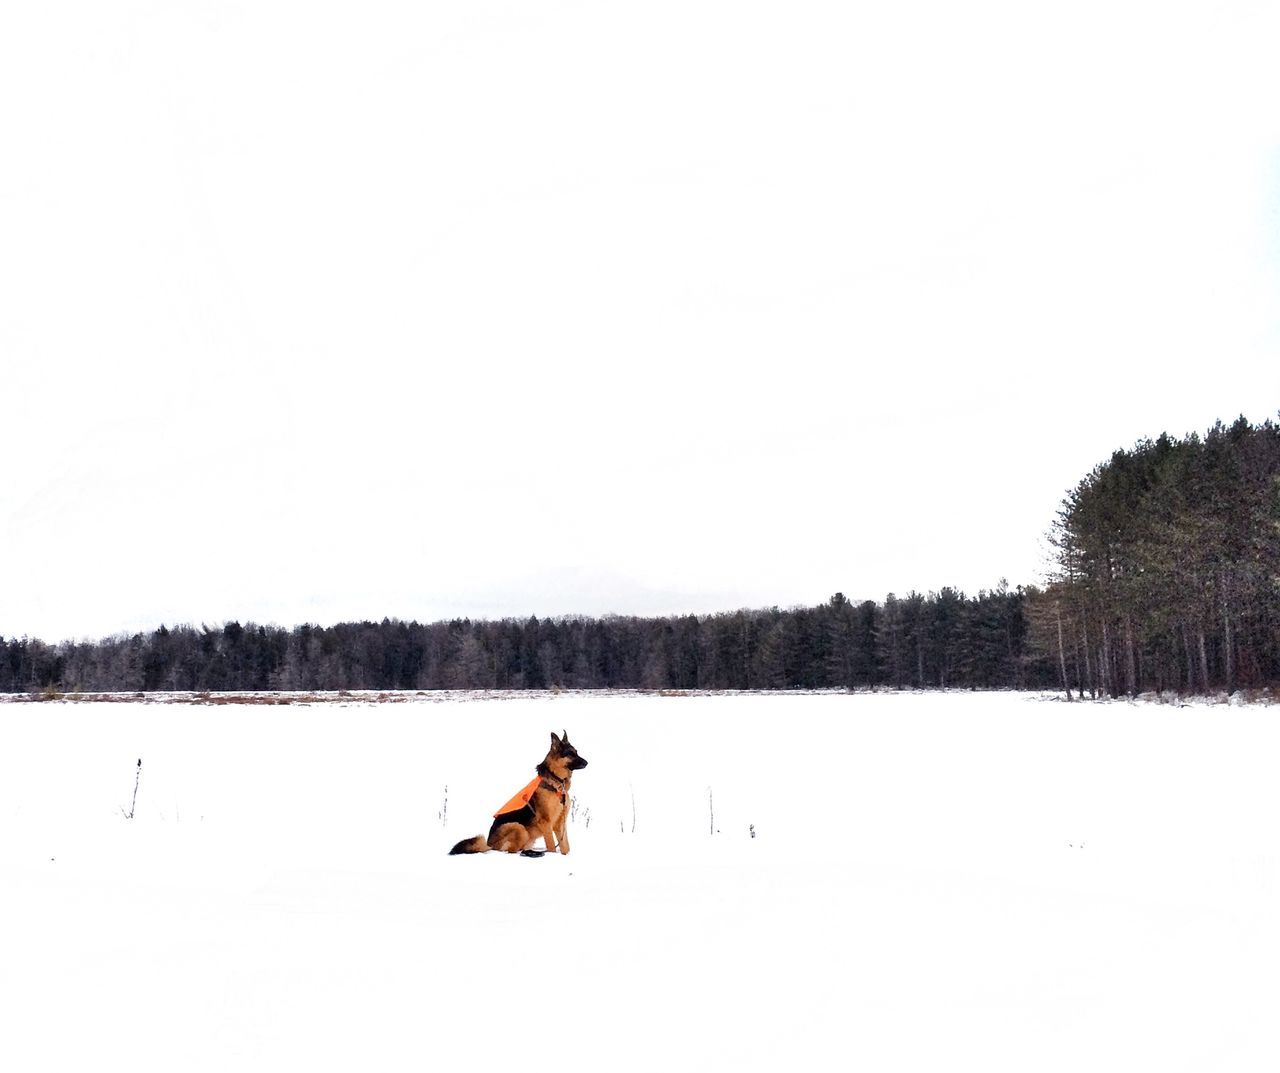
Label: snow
xmin=3 ymin=691 xmax=1279 ymax=1071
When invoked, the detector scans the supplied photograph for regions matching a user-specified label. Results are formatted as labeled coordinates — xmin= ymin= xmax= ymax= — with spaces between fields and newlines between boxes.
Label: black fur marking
xmin=488 ymin=804 xmax=535 ymax=840
xmin=520 ymin=849 xmax=546 ymax=858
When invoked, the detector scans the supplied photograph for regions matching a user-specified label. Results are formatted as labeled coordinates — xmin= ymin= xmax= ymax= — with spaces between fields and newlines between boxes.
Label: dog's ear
xmin=562 ymin=729 xmax=570 ymax=745
xmin=550 ymin=731 xmax=563 ymax=750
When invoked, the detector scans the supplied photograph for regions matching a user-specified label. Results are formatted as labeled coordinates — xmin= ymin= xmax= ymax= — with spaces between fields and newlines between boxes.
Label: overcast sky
xmin=2 ymin=1 xmax=1278 ymax=643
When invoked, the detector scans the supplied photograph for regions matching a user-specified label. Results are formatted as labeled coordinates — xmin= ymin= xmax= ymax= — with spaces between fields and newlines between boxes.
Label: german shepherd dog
xmin=449 ymin=731 xmax=588 ymax=856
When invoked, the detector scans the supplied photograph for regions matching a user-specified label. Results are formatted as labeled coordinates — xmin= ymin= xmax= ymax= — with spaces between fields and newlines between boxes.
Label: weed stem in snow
xmin=122 ymin=758 xmax=142 ymax=820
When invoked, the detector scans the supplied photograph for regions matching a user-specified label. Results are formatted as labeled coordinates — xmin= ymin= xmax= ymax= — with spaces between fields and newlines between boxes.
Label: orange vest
xmin=494 ymin=775 xmax=543 ymax=817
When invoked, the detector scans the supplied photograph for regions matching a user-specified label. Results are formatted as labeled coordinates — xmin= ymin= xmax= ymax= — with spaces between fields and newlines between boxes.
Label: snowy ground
xmin=3 ymin=690 xmax=1279 ymax=1071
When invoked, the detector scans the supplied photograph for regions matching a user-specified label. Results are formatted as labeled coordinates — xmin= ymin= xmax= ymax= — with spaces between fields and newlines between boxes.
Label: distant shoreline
xmin=2 ymin=686 xmax=1273 ymax=706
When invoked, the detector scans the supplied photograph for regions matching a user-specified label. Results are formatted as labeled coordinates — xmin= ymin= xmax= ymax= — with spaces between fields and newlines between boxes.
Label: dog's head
xmin=551 ymin=730 xmax=588 ymax=770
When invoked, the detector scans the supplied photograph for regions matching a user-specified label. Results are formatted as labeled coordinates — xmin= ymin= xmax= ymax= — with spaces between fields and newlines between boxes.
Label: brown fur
xmin=448 ymin=731 xmax=588 ymax=856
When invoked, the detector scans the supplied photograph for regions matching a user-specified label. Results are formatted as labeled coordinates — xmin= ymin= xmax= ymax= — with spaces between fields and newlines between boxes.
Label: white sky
xmin=2 ymin=1 xmax=1278 ymax=643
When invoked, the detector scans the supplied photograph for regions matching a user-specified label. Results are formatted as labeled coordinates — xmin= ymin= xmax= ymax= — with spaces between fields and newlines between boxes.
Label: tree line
xmin=1028 ymin=416 xmax=1280 ymax=697
xmin=3 ymin=416 xmax=1276 ymax=697
xmin=1 ymin=586 xmax=1057 ymax=694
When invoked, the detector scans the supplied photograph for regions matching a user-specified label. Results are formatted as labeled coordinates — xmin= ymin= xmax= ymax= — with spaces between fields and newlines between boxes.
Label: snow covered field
xmin=3 ymin=690 xmax=1279 ymax=1071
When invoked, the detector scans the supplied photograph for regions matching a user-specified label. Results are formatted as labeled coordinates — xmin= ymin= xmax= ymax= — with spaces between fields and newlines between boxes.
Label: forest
xmin=0 ymin=586 xmax=1048 ymax=694
xmin=1031 ymin=416 xmax=1280 ymax=698
xmin=2 ymin=417 xmax=1276 ymax=697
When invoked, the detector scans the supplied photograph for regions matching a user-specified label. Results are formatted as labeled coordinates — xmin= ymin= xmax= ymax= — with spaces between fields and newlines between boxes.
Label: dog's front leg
xmin=541 ymin=825 xmax=559 ymax=854
xmin=555 ymin=809 xmax=570 ymax=854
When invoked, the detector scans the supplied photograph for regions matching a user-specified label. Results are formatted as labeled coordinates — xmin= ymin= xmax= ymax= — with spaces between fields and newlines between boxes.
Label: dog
xmin=448 ymin=731 xmax=588 ymax=856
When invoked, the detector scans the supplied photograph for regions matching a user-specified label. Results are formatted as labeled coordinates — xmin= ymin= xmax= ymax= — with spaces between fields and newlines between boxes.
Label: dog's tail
xmin=448 ymin=835 xmax=489 ymax=855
